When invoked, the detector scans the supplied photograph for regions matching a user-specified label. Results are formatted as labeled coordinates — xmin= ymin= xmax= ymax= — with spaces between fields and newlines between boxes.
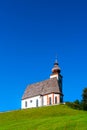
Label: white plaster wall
xmin=43 ymin=95 xmax=47 ymax=106
xmin=21 ymin=93 xmax=61 ymax=109
xmin=21 ymin=95 xmax=42 ymax=109
xmin=50 ymin=74 xmax=58 ymax=79
xmin=48 ymin=94 xmax=53 ymax=97
xmin=57 ymin=94 xmax=60 ymax=103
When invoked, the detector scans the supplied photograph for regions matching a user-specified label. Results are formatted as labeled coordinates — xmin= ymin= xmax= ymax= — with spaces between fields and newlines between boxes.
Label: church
xmin=21 ymin=59 xmax=63 ymax=109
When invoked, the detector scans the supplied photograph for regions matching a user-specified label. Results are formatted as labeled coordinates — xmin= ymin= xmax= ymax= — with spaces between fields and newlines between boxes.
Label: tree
xmin=74 ymin=99 xmax=80 ymax=105
xmin=82 ymin=88 xmax=87 ymax=110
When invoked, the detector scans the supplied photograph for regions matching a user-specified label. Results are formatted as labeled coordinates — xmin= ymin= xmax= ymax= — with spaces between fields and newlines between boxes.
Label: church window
xmin=55 ymin=96 xmax=57 ymax=104
xmin=42 ymin=96 xmax=44 ymax=106
xmin=30 ymin=100 xmax=32 ymax=103
xmin=25 ymin=101 xmax=27 ymax=107
xmin=49 ymin=97 xmax=52 ymax=105
xmin=36 ymin=99 xmax=38 ymax=107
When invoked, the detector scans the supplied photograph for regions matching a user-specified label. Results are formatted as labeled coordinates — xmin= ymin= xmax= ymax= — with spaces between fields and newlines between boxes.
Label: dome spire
xmin=54 ymin=55 xmax=58 ymax=65
xmin=52 ymin=57 xmax=61 ymax=73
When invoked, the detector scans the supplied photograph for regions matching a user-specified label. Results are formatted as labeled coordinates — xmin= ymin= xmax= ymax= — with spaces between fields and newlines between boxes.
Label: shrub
xmin=66 ymin=100 xmax=81 ymax=110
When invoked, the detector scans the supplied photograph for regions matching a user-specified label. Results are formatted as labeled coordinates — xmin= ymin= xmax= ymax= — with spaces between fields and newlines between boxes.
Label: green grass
xmin=0 ymin=105 xmax=87 ymax=130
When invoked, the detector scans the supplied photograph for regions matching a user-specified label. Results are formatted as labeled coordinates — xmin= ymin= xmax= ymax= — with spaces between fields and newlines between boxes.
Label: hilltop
xmin=0 ymin=105 xmax=87 ymax=130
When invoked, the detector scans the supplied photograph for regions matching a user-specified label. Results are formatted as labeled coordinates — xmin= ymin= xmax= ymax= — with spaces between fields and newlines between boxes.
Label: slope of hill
xmin=0 ymin=105 xmax=87 ymax=130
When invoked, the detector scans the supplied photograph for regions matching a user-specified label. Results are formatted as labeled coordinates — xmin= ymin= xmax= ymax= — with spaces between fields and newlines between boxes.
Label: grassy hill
xmin=0 ymin=105 xmax=87 ymax=130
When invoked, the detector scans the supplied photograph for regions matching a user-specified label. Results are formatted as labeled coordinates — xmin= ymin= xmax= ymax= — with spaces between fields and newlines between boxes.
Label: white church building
xmin=21 ymin=59 xmax=63 ymax=109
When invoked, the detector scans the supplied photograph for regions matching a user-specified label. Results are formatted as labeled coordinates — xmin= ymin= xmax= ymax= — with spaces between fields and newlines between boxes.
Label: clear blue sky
xmin=0 ymin=0 xmax=87 ymax=111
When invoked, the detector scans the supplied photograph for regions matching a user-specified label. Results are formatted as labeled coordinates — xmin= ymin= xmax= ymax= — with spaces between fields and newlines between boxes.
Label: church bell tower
xmin=50 ymin=58 xmax=61 ymax=79
xmin=50 ymin=58 xmax=63 ymax=102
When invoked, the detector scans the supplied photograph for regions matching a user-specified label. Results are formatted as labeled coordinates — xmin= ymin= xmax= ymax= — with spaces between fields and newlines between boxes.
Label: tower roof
xmin=52 ymin=58 xmax=61 ymax=73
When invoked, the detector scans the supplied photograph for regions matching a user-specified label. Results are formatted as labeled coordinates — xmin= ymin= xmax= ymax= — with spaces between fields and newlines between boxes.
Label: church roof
xmin=22 ymin=77 xmax=62 ymax=100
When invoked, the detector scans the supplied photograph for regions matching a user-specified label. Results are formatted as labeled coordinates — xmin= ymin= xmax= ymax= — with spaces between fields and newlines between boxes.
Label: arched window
xmin=49 ymin=97 xmax=52 ymax=105
xmin=55 ymin=96 xmax=57 ymax=104
xmin=25 ymin=101 xmax=27 ymax=108
xmin=36 ymin=99 xmax=38 ymax=107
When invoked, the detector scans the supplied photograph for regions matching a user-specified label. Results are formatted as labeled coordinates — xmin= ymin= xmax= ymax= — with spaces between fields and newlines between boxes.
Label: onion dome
xmin=52 ymin=59 xmax=61 ymax=73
